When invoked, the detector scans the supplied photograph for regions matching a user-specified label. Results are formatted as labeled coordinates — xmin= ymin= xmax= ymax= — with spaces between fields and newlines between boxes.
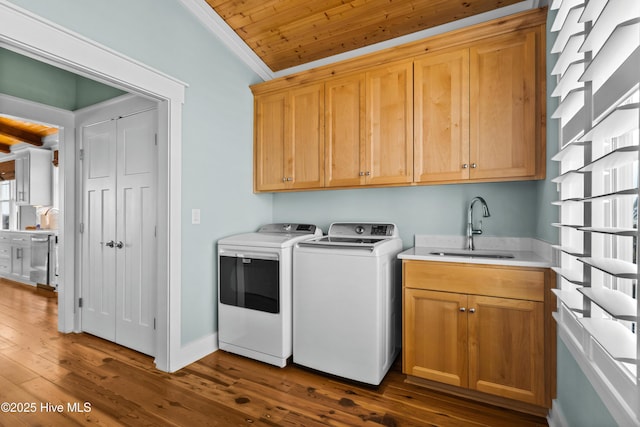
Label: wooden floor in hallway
xmin=0 ymin=279 xmax=548 ymax=426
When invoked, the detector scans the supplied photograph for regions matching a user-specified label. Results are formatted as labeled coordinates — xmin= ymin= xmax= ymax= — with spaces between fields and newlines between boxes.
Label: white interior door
xmin=81 ymin=109 xmax=157 ymax=356
xmin=81 ymin=120 xmax=117 ymax=341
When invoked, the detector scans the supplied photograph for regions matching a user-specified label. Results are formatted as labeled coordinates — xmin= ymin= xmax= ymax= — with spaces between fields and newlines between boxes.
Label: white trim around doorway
xmin=0 ymin=1 xmax=186 ymax=372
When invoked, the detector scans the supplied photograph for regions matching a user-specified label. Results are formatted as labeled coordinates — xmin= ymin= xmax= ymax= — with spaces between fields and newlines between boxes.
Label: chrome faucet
xmin=467 ymin=196 xmax=490 ymax=250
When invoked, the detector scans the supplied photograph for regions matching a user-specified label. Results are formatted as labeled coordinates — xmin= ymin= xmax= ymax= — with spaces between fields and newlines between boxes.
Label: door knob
xmin=105 ymin=240 xmax=115 ymax=248
xmin=115 ymin=241 xmax=124 ymax=249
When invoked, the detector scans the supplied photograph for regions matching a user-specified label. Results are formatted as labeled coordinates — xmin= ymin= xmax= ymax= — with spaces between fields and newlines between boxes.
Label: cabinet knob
xmin=116 ymin=241 xmax=124 ymax=249
xmin=287 ymin=177 xmax=293 ymax=181
xmin=469 ymin=308 xmax=476 ymax=313
xmin=365 ymin=171 xmax=371 ymax=176
xmin=459 ymin=307 xmax=466 ymax=312
xmin=462 ymin=164 xmax=469 ymax=169
xmin=471 ymin=163 xmax=478 ymax=168
xmin=105 ymin=240 xmax=115 ymax=248
xmin=359 ymin=172 xmax=365 ymax=176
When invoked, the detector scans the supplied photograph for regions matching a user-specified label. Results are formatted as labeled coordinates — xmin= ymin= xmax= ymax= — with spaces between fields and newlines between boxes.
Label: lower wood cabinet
xmin=402 ymin=260 xmax=555 ymax=413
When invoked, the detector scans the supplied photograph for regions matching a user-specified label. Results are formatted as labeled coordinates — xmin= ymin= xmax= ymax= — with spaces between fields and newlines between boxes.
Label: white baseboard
xmin=547 ymin=399 xmax=568 ymax=427
xmin=169 ymin=332 xmax=219 ymax=372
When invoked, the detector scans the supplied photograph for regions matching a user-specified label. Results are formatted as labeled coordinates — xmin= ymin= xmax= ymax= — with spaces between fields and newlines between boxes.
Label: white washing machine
xmin=293 ymin=222 xmax=402 ymax=385
xmin=218 ymin=223 xmax=321 ymax=367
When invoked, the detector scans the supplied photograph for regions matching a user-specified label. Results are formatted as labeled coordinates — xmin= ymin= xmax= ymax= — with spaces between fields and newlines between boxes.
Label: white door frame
xmin=0 ymin=1 xmax=185 ymax=371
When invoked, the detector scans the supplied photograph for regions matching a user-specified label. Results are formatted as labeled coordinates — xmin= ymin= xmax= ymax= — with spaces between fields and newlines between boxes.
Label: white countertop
xmin=398 ymin=235 xmax=554 ymax=268
xmin=0 ymin=229 xmax=57 ymax=235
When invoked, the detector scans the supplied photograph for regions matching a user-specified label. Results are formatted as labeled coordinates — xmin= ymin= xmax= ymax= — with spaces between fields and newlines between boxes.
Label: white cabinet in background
xmin=15 ymin=148 xmax=52 ymax=206
xmin=0 ymin=234 xmax=11 ymax=276
xmin=10 ymin=234 xmax=30 ymax=283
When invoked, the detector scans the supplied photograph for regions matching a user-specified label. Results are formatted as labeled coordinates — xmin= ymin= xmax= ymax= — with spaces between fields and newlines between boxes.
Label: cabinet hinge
xmin=154 ymin=134 xmax=158 ymax=146
xmin=154 ymin=226 xmax=157 ymax=238
xmin=79 ymin=223 xmax=84 ymax=234
xmin=153 ymin=318 xmax=156 ymax=330
xmin=79 ymin=149 xmax=84 ymax=160
xmin=78 ymin=298 xmax=83 ymax=308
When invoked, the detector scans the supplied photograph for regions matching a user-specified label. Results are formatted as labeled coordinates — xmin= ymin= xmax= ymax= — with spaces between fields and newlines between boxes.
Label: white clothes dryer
xmin=218 ymin=223 xmax=321 ymax=367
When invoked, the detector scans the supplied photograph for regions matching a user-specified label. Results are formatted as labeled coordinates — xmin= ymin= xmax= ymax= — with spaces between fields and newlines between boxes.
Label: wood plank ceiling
xmin=205 ymin=0 xmax=527 ymax=71
xmin=0 ymin=116 xmax=58 ymax=154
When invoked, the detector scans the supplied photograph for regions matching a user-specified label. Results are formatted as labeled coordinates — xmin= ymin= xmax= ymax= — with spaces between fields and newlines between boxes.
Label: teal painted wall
xmin=6 ymin=0 xmax=272 ymax=344
xmin=0 ymin=47 xmax=125 ymax=110
xmin=273 ymin=181 xmax=541 ymax=248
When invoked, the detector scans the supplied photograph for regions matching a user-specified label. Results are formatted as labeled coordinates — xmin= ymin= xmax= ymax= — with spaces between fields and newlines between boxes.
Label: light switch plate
xmin=191 ymin=208 xmax=200 ymax=225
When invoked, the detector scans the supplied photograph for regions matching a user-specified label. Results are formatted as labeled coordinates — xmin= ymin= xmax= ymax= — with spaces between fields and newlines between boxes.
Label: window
xmin=550 ymin=0 xmax=639 ymax=424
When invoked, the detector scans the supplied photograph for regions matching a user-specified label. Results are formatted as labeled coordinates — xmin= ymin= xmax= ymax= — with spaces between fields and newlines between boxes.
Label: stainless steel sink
xmin=429 ymin=250 xmax=515 ymax=259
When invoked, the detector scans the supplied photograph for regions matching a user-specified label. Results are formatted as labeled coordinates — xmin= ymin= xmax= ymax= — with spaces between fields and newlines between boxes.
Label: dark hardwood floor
xmin=0 ymin=279 xmax=548 ymax=426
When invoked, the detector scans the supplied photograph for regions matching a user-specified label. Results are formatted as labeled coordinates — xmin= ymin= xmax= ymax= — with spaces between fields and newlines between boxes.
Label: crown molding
xmin=177 ymin=0 xmax=275 ymax=81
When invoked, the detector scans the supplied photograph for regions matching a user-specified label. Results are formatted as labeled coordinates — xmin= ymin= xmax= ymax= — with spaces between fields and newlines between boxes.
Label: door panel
xmin=81 ymin=120 xmax=117 ymax=341
xmin=414 ymin=49 xmax=470 ymax=182
xmin=403 ymin=288 xmax=468 ymax=387
xmin=469 ymin=31 xmax=537 ymax=179
xmin=254 ymin=92 xmax=287 ymax=191
xmin=115 ymin=110 xmax=157 ymax=356
xmin=325 ymin=74 xmax=365 ymax=187
xmin=468 ymin=295 xmax=545 ymax=405
xmin=290 ymin=84 xmax=324 ymax=189
xmin=365 ymin=61 xmax=413 ymax=185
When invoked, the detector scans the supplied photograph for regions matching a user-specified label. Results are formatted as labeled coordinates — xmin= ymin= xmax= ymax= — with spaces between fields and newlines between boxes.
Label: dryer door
xmin=219 ymin=250 xmax=280 ymax=313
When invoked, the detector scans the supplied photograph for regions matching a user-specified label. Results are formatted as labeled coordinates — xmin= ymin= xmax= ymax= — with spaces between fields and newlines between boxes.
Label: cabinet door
xmin=289 ymin=84 xmax=325 ymax=189
xmin=404 ymin=288 xmax=468 ymax=387
xmin=10 ymin=239 xmax=30 ymax=282
xmin=254 ymin=91 xmax=288 ymax=191
xmin=14 ymin=154 xmax=28 ymax=205
xmin=365 ymin=61 xmax=413 ymax=185
xmin=325 ymin=74 xmax=365 ymax=188
xmin=469 ymin=30 xmax=538 ymax=180
xmin=467 ymin=295 xmax=545 ymax=405
xmin=414 ymin=49 xmax=470 ymax=182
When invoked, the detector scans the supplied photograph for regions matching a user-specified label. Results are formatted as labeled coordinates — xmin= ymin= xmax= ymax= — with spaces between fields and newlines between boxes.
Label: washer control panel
xmin=328 ymin=223 xmax=397 ymax=238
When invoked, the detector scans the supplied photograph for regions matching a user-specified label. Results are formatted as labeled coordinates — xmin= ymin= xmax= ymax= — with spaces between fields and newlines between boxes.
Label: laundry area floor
xmin=0 ymin=279 xmax=548 ymax=426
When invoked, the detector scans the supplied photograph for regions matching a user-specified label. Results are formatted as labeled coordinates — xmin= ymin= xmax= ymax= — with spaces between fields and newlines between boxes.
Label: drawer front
xmin=0 ymin=243 xmax=10 ymax=259
xmin=403 ymin=260 xmax=545 ymax=301
xmin=0 ymin=257 xmax=10 ymax=274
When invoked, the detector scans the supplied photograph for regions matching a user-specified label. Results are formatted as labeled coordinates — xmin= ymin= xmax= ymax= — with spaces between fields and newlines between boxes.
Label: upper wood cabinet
xmin=414 ymin=49 xmax=470 ymax=183
xmin=254 ymin=83 xmax=324 ymax=192
xmin=325 ymin=61 xmax=413 ymax=188
xmin=251 ymin=9 xmax=546 ymax=192
xmin=325 ymin=73 xmax=365 ymax=188
xmin=469 ymin=29 xmax=540 ymax=180
xmin=414 ymin=28 xmax=544 ymax=183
